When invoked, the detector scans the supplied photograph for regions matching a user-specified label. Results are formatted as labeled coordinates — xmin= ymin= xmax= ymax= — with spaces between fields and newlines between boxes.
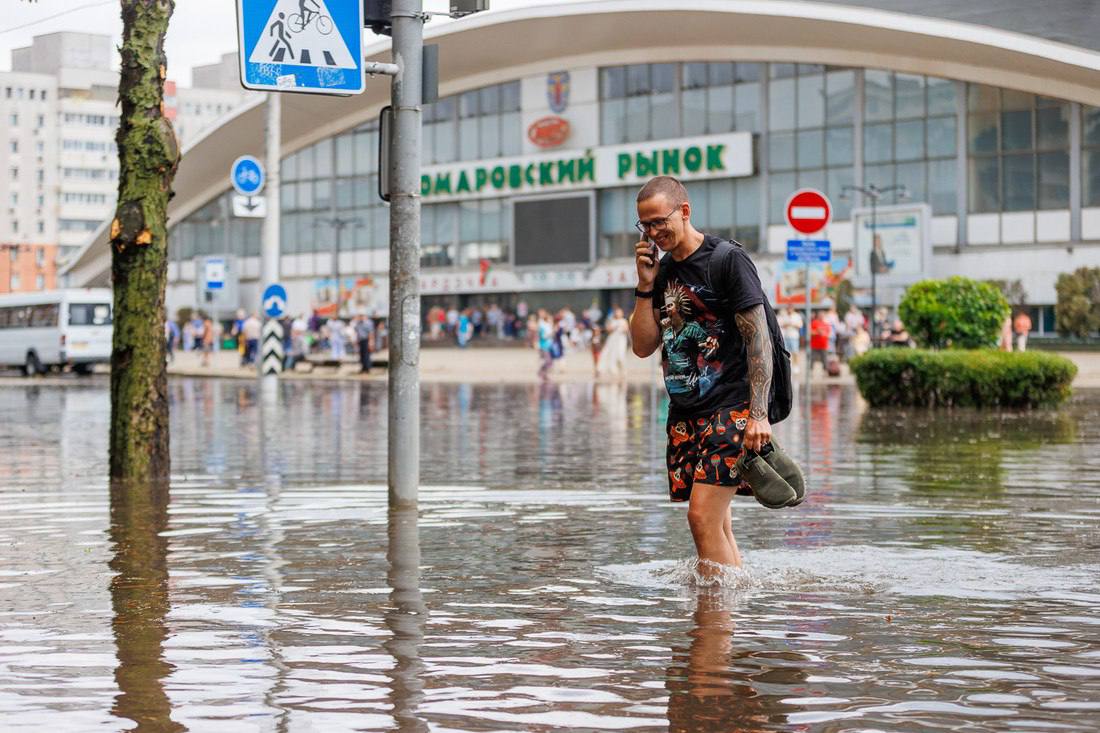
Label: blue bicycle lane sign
xmin=231 ymin=155 xmax=265 ymax=196
xmin=236 ymin=0 xmax=364 ymax=95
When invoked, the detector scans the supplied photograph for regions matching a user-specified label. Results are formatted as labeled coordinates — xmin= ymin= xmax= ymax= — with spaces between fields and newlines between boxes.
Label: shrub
xmin=1055 ymin=267 xmax=1100 ymax=339
xmin=898 ymin=277 xmax=1010 ymax=350
xmin=849 ymin=349 xmax=1077 ymax=408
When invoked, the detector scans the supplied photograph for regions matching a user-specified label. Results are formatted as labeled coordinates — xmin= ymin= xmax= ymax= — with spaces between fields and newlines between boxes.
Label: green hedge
xmin=849 ymin=349 xmax=1077 ymax=408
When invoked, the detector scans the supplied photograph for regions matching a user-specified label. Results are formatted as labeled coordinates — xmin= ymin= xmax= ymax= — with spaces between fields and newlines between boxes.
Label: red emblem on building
xmin=527 ymin=116 xmax=570 ymax=149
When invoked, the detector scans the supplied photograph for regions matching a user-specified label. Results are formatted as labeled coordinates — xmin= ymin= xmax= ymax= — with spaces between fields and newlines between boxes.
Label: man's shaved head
xmin=637 ymin=176 xmax=688 ymax=207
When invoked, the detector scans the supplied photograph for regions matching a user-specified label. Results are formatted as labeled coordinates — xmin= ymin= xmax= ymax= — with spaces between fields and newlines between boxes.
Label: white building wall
xmin=173 ymin=86 xmax=251 ymax=148
xmin=0 ymin=71 xmax=59 ymax=247
xmin=11 ymin=32 xmax=113 ymax=78
xmin=520 ymin=67 xmax=599 ymax=154
xmin=56 ymin=96 xmax=119 ymax=253
xmin=190 ymin=53 xmax=242 ymax=92
xmin=932 ymin=245 xmax=1099 ymax=304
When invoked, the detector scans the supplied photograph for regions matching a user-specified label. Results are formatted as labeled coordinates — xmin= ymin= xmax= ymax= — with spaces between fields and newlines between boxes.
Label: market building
xmin=61 ymin=0 xmax=1100 ymax=334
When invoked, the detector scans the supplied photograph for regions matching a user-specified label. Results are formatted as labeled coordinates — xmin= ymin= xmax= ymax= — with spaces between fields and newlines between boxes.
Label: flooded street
xmin=1 ymin=378 xmax=1099 ymax=731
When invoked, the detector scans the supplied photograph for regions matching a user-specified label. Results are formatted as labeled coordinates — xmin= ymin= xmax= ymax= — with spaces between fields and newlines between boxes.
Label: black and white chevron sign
xmin=261 ymin=319 xmax=284 ymax=376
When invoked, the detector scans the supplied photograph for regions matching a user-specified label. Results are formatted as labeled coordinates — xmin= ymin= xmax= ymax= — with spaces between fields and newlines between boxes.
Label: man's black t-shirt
xmin=652 ymin=234 xmax=765 ymax=418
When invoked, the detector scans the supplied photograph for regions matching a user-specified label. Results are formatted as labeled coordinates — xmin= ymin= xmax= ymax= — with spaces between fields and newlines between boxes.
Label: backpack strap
xmin=705 ymin=238 xmax=739 ymax=308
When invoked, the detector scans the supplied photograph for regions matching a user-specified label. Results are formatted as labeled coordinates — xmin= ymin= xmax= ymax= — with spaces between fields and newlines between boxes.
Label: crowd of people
xmin=423 ymin=302 xmax=634 ymax=380
xmin=776 ymin=304 xmax=914 ymax=376
xmin=166 ymin=309 xmax=387 ymax=373
xmin=168 ymin=298 xmax=1002 ymax=380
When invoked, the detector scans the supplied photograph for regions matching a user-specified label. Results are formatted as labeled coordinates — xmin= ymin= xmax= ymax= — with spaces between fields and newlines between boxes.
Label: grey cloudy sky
xmin=0 ymin=0 xmax=564 ymax=86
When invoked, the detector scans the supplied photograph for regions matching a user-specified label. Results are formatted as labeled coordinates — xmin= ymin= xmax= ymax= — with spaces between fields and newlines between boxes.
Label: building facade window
xmin=59 ymin=219 xmax=102 ymax=232
xmin=968 ymin=85 xmax=1070 ymax=213
xmin=424 ymin=81 xmax=521 ymax=166
xmin=601 ymin=63 xmax=680 ymax=145
xmin=768 ymin=64 xmax=856 ymax=222
xmin=680 ymin=62 xmax=762 ymax=138
xmin=861 ymin=71 xmax=958 ymax=215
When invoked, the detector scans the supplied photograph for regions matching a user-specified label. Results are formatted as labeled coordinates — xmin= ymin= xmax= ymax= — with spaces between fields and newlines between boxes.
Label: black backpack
xmin=704 ymin=239 xmax=793 ymax=425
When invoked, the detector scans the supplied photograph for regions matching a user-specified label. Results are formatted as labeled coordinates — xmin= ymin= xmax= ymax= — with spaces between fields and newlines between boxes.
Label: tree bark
xmin=110 ymin=0 xmax=179 ymax=481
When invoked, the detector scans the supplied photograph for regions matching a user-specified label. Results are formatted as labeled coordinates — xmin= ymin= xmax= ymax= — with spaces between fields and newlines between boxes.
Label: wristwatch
xmin=634 ymin=288 xmax=654 ymax=299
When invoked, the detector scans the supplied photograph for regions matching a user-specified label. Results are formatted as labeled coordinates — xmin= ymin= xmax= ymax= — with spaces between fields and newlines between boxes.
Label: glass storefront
xmin=170 ymin=61 xmax=1092 ymax=276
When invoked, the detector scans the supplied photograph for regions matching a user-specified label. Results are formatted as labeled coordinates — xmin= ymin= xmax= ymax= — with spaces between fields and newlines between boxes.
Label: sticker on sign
xmin=785 ymin=189 xmax=832 ymax=235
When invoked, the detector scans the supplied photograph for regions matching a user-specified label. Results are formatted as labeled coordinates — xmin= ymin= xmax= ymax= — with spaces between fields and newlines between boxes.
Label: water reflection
xmin=108 ymin=479 xmax=184 ymax=732
xmin=385 ymin=507 xmax=427 ymax=732
xmin=1 ymin=381 xmax=1099 ymax=731
xmin=664 ymin=589 xmax=814 ymax=726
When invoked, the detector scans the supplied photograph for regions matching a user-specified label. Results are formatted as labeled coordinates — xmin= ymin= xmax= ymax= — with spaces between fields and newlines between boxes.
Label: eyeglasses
xmin=634 ymin=207 xmax=681 ymax=235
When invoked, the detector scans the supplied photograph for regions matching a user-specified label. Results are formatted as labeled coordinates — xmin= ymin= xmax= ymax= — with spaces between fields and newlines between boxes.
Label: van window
xmin=10 ymin=307 xmax=31 ymax=328
xmin=69 ymin=303 xmax=112 ymax=326
xmin=30 ymin=304 xmax=59 ymax=328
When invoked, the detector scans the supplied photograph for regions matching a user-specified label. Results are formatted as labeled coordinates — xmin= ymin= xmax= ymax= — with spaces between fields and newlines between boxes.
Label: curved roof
xmin=65 ymin=0 xmax=1100 ymax=285
xmin=801 ymin=0 xmax=1100 ymax=55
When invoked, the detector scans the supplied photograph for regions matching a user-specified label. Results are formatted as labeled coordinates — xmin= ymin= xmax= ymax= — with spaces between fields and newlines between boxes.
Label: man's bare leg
xmin=722 ymin=511 xmax=740 ymax=564
xmin=687 ymin=483 xmax=742 ymax=576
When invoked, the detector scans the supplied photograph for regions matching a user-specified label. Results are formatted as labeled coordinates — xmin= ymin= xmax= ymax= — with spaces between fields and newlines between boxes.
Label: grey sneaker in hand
xmin=761 ymin=439 xmax=806 ymax=507
xmin=735 ymin=448 xmax=797 ymax=509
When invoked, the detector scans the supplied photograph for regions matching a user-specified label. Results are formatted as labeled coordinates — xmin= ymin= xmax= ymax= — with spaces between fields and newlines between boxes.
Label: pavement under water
xmin=0 ymin=378 xmax=1099 ymax=732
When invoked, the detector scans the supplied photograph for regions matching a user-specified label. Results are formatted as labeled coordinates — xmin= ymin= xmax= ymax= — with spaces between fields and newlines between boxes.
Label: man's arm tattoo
xmin=735 ymin=304 xmax=773 ymax=421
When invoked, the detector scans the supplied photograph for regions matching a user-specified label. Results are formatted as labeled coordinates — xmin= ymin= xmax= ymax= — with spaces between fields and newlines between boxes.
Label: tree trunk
xmin=109 ymin=478 xmax=184 ymax=732
xmin=110 ymin=0 xmax=179 ymax=481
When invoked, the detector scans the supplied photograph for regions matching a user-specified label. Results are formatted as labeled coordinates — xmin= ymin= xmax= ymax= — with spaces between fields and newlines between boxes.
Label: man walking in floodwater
xmin=629 ymin=176 xmax=777 ymax=576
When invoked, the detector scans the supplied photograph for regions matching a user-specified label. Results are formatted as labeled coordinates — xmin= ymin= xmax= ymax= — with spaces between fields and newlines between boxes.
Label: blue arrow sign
xmin=231 ymin=155 xmax=265 ymax=196
xmin=262 ymin=283 xmax=288 ymax=318
xmin=786 ymin=239 xmax=832 ymax=263
xmin=236 ymin=0 xmax=365 ymax=95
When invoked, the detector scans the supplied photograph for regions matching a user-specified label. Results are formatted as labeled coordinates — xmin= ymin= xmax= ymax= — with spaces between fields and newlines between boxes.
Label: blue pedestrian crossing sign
xmin=231 ymin=155 xmax=265 ymax=196
xmin=263 ymin=283 xmax=288 ymax=318
xmin=237 ymin=0 xmax=365 ymax=95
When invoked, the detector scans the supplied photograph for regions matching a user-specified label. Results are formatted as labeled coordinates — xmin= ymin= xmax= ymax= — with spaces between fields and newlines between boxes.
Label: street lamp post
xmin=316 ymin=216 xmax=362 ymax=318
xmin=841 ymin=183 xmax=907 ymax=345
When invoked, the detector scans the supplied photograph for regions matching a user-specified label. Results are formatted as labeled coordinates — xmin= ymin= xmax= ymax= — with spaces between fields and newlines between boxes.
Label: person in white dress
xmin=596 ymin=306 xmax=630 ymax=378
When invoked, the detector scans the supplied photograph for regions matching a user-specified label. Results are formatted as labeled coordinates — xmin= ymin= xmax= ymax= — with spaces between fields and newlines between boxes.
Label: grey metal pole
xmin=388 ymin=0 xmax=424 ymax=507
xmin=870 ymin=195 xmax=877 ymax=347
xmin=804 ymin=261 xmax=811 ymax=392
xmin=262 ymin=92 xmax=281 ymax=299
xmin=260 ymin=92 xmax=282 ymax=379
xmin=333 ymin=222 xmax=342 ymax=318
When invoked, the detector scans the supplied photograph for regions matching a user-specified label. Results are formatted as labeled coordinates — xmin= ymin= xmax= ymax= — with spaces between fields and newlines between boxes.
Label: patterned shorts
xmin=666 ymin=403 xmax=754 ymax=502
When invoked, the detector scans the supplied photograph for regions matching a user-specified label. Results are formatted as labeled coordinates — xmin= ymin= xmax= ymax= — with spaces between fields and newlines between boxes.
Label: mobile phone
xmin=645 ymin=241 xmax=658 ymax=266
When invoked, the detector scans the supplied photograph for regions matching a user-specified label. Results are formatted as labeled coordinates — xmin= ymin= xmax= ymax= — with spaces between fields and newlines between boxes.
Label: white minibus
xmin=0 ymin=289 xmax=113 ymax=375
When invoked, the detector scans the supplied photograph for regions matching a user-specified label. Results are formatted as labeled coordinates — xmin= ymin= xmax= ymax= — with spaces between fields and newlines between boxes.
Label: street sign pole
xmin=388 ymin=0 xmax=424 ymax=507
xmin=261 ymin=92 xmax=282 ymax=379
xmin=804 ymin=260 xmax=811 ymax=393
xmin=785 ymin=189 xmax=832 ymax=393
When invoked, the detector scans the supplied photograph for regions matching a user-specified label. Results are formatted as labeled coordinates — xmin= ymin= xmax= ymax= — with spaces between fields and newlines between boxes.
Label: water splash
xmin=600 ymin=546 xmax=1100 ymax=600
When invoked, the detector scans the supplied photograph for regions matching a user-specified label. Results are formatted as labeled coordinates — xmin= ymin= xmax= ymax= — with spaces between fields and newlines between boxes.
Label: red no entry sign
xmin=785 ymin=188 xmax=832 ymax=235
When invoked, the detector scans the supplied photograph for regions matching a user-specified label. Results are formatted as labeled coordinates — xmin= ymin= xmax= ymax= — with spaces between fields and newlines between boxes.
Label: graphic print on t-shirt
xmin=659 ymin=280 xmax=724 ymax=398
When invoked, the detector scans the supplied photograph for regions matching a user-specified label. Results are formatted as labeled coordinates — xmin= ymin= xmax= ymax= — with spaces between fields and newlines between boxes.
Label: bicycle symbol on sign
xmin=237 ymin=168 xmax=261 ymax=186
xmin=288 ymin=6 xmax=333 ymax=35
